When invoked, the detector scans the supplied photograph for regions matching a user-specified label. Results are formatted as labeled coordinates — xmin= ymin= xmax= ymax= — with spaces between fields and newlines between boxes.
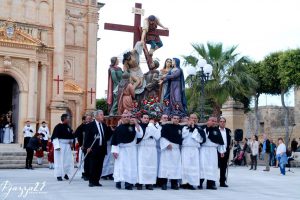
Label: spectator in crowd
xmin=276 ymin=138 xmax=288 ymax=175
xmin=249 ymin=135 xmax=259 ymax=170
xmin=270 ymin=139 xmax=277 ymax=166
xmin=291 ymin=138 xmax=298 ymax=152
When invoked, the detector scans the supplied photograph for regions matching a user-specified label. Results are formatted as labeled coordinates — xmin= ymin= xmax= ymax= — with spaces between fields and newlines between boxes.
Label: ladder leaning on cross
xmin=104 ymin=3 xmax=169 ymax=68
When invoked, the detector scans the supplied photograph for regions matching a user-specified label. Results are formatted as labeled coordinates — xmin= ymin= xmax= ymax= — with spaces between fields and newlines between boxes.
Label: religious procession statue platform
xmin=104 ymin=115 xmax=122 ymax=127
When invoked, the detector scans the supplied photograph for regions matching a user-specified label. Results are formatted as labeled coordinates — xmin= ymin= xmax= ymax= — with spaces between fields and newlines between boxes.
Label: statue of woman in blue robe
xmin=162 ymin=58 xmax=187 ymax=117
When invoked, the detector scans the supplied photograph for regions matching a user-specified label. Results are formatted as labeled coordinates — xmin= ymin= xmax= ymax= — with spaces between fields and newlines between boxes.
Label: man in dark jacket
xmin=218 ymin=117 xmax=232 ymax=187
xmin=74 ymin=115 xmax=92 ymax=180
xmin=83 ymin=110 xmax=112 ymax=187
xmin=262 ymin=133 xmax=271 ymax=171
xmin=26 ymin=133 xmax=43 ymax=169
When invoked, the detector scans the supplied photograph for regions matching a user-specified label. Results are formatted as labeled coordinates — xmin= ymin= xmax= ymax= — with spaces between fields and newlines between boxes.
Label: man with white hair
xmin=84 ymin=110 xmax=112 ymax=187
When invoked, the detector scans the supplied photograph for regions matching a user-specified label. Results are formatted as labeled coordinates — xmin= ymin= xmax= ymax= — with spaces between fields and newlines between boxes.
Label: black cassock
xmin=51 ymin=123 xmax=73 ymax=140
xmin=161 ymin=123 xmax=183 ymax=145
xmin=111 ymin=124 xmax=136 ymax=146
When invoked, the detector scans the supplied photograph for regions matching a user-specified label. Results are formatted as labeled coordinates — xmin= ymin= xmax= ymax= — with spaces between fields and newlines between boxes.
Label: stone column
xmin=39 ymin=63 xmax=48 ymax=122
xmin=221 ymin=98 xmax=246 ymax=134
xmin=75 ymin=100 xmax=81 ymax=128
xmin=49 ymin=0 xmax=67 ymax=132
xmin=85 ymin=7 xmax=100 ymax=111
xmin=18 ymin=90 xmax=27 ymax=147
xmin=27 ymin=59 xmax=38 ymax=121
xmin=52 ymin=0 xmax=65 ymax=101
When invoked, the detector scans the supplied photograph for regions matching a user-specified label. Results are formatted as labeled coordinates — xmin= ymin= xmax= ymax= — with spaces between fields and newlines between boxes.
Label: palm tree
xmin=183 ymin=42 xmax=257 ymax=117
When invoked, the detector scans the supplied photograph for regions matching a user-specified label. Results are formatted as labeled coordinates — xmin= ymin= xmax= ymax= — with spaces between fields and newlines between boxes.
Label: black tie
xmin=99 ymin=122 xmax=104 ymax=146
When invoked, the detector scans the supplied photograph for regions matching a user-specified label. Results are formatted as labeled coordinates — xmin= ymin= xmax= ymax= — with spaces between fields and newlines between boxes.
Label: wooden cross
xmin=53 ymin=75 xmax=63 ymax=94
xmin=88 ymin=88 xmax=96 ymax=104
xmin=104 ymin=3 xmax=169 ymax=66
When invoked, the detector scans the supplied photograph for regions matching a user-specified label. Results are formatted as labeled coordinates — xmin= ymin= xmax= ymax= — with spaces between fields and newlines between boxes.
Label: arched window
xmin=25 ymin=0 xmax=36 ymax=22
xmin=66 ymin=23 xmax=75 ymax=45
xmin=75 ymin=25 xmax=84 ymax=46
xmin=38 ymin=1 xmax=50 ymax=25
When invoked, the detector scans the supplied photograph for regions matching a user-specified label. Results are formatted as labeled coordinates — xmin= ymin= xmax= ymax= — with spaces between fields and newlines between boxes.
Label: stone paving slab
xmin=0 ymin=166 xmax=299 ymax=200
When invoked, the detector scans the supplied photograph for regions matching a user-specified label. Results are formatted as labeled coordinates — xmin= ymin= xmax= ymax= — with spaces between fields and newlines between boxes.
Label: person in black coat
xmin=74 ymin=115 xmax=92 ymax=181
xmin=83 ymin=110 xmax=112 ymax=187
xmin=218 ymin=117 xmax=232 ymax=187
xmin=26 ymin=133 xmax=43 ymax=169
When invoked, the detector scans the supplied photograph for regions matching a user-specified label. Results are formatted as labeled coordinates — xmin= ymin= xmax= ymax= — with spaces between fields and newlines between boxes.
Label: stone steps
xmin=0 ymin=163 xmax=49 ymax=169
xmin=0 ymin=144 xmax=49 ymax=169
xmin=0 ymin=144 xmax=78 ymax=169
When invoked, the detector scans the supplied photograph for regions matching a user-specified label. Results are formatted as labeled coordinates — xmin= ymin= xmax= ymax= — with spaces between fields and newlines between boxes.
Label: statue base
xmin=104 ymin=115 xmax=122 ymax=127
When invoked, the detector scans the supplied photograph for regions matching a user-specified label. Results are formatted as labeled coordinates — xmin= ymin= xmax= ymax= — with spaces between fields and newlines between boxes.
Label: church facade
xmin=0 ymin=0 xmax=103 ymax=145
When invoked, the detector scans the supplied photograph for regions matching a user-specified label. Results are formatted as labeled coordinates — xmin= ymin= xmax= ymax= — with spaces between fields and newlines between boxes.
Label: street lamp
xmin=186 ymin=58 xmax=212 ymax=122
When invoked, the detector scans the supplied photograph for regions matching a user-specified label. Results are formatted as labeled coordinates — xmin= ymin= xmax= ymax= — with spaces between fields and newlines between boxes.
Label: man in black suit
xmin=83 ymin=110 xmax=112 ymax=187
xmin=218 ymin=117 xmax=232 ymax=187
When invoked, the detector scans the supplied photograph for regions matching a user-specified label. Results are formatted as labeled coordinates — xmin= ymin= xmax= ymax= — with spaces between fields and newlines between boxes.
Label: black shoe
xmin=94 ymin=182 xmax=102 ymax=187
xmin=171 ymin=185 xmax=179 ymax=190
xmin=64 ymin=175 xmax=69 ymax=180
xmin=83 ymin=176 xmax=89 ymax=181
xmin=57 ymin=177 xmax=63 ymax=181
xmin=136 ymin=184 xmax=143 ymax=190
xmin=207 ymin=185 xmax=217 ymax=190
xmin=28 ymin=166 xmax=34 ymax=170
xmin=146 ymin=185 xmax=153 ymax=190
xmin=187 ymin=185 xmax=196 ymax=190
xmin=162 ymin=185 xmax=167 ymax=190
xmin=125 ymin=185 xmax=133 ymax=190
xmin=198 ymin=185 xmax=203 ymax=190
xmin=25 ymin=166 xmax=29 ymax=169
xmin=220 ymin=183 xmax=228 ymax=187
xmin=116 ymin=182 xmax=121 ymax=189
xmin=180 ymin=184 xmax=188 ymax=189
xmin=89 ymin=183 xmax=95 ymax=187
xmin=108 ymin=175 xmax=114 ymax=180
xmin=249 ymin=168 xmax=253 ymax=170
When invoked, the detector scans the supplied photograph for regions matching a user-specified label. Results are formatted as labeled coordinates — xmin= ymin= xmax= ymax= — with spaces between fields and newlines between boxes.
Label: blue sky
xmin=96 ymin=0 xmax=300 ymax=107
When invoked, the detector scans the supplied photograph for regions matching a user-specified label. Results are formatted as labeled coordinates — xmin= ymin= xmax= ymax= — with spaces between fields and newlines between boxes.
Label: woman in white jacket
xmin=249 ymin=135 xmax=259 ymax=170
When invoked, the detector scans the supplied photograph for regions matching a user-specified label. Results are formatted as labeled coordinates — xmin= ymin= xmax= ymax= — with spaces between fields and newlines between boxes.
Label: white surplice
xmin=155 ymin=123 xmax=163 ymax=176
xmin=181 ymin=126 xmax=203 ymax=186
xmin=102 ymin=139 xmax=114 ymax=176
xmin=54 ymin=139 xmax=74 ymax=178
xmin=199 ymin=128 xmax=225 ymax=181
xmin=158 ymin=137 xmax=181 ymax=179
xmin=111 ymin=127 xmax=142 ymax=184
xmin=38 ymin=126 xmax=50 ymax=140
xmin=137 ymin=123 xmax=161 ymax=184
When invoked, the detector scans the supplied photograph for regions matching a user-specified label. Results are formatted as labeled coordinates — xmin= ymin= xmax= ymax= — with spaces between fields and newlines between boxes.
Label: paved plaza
xmin=0 ymin=166 xmax=299 ymax=200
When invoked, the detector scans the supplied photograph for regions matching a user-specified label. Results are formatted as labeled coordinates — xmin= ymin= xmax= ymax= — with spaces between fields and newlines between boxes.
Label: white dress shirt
xmin=219 ymin=127 xmax=227 ymax=148
xmin=95 ymin=120 xmax=104 ymax=146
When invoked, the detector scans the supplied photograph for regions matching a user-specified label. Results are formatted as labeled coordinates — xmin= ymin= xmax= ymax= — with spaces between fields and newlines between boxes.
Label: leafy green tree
xmin=278 ymin=49 xmax=300 ymax=144
xmin=96 ymin=98 xmax=108 ymax=115
xmin=248 ymin=58 xmax=281 ymax=135
xmin=183 ymin=42 xmax=257 ymax=117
